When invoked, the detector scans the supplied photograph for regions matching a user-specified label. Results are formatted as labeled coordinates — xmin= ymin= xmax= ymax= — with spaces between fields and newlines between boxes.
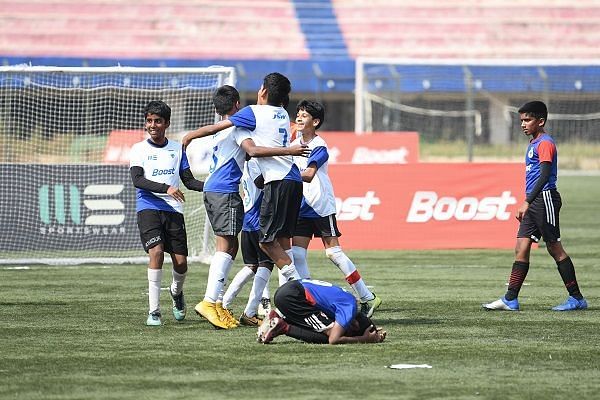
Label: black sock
xmin=556 ymin=257 xmax=583 ymax=299
xmin=287 ymin=325 xmax=329 ymax=344
xmin=505 ymin=261 xmax=529 ymax=301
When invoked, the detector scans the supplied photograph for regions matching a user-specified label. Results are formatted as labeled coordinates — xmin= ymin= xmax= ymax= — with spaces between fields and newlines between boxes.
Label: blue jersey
xmin=525 ymin=134 xmax=558 ymax=195
xmin=241 ymin=159 xmax=263 ymax=232
xmin=129 ymin=139 xmax=188 ymax=214
xmin=292 ymin=135 xmax=337 ymax=218
xmin=300 ymin=279 xmax=357 ymax=330
xmin=229 ymin=105 xmax=301 ymax=184
xmin=203 ymin=126 xmax=252 ymax=193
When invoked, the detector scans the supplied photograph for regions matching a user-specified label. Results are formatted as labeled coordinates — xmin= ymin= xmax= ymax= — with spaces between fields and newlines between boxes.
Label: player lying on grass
xmin=258 ymin=279 xmax=386 ymax=345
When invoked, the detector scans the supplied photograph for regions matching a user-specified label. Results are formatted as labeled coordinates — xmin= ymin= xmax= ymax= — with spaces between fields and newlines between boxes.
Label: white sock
xmin=280 ymin=263 xmax=300 ymax=282
xmin=147 ymin=268 xmax=163 ymax=314
xmin=326 ymin=246 xmax=373 ymax=301
xmin=222 ymin=266 xmax=255 ymax=309
xmin=244 ymin=267 xmax=271 ymax=317
xmin=171 ymin=269 xmax=186 ymax=296
xmin=292 ymin=245 xmax=310 ymax=279
xmin=261 ymin=272 xmax=271 ymax=299
xmin=204 ymin=251 xmax=233 ymax=303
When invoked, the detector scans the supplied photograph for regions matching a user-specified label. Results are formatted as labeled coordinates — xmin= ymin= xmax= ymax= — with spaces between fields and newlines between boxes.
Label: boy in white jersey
xmin=183 ymin=73 xmax=307 ymax=288
xmin=130 ymin=100 xmax=205 ymax=326
xmin=182 ymin=85 xmax=309 ymax=330
xmin=290 ymin=100 xmax=382 ymax=317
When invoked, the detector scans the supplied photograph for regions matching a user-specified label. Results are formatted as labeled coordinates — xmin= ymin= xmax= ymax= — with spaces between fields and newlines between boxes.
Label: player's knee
xmin=325 ymin=245 xmax=342 ymax=260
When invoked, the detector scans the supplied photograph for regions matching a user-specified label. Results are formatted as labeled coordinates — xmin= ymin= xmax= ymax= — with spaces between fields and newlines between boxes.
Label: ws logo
xmin=39 ymin=184 xmax=125 ymax=225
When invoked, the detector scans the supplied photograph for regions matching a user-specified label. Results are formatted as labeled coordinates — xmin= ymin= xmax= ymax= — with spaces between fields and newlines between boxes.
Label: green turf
xmin=1 ymin=176 xmax=599 ymax=399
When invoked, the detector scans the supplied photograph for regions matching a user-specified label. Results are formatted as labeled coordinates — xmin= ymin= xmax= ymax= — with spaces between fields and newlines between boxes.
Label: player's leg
xmin=240 ymin=230 xmax=273 ymax=325
xmin=163 ymin=211 xmax=189 ymax=322
xmin=540 ymin=191 xmax=587 ymax=310
xmin=137 ymin=210 xmax=165 ymax=326
xmin=258 ymin=180 xmax=302 ymax=282
xmin=291 ymin=218 xmax=314 ymax=279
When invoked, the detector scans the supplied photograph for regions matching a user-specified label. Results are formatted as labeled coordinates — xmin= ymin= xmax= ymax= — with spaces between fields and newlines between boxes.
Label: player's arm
xmin=130 ymin=166 xmax=185 ymax=202
xmin=301 ymin=163 xmax=318 ymax=182
xmin=326 ymin=322 xmax=386 ymax=345
xmin=517 ymin=141 xmax=555 ymax=221
xmin=182 ymin=119 xmax=233 ymax=150
xmin=301 ymin=146 xmax=328 ymax=183
xmin=179 ymin=168 xmax=204 ymax=192
xmin=239 ymin=138 xmax=310 ymax=158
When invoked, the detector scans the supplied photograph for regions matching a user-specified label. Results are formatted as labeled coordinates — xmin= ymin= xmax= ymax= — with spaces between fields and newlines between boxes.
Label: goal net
xmin=355 ymin=58 xmax=600 ymax=147
xmin=0 ymin=65 xmax=236 ymax=265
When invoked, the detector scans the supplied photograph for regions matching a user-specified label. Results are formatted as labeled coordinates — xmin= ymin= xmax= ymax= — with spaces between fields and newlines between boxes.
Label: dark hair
xmin=296 ymin=99 xmax=325 ymax=130
xmin=346 ymin=313 xmax=376 ymax=337
xmin=518 ymin=101 xmax=548 ymax=121
xmin=263 ymin=72 xmax=291 ymax=107
xmin=144 ymin=100 xmax=171 ymax=122
xmin=213 ymin=85 xmax=240 ymax=116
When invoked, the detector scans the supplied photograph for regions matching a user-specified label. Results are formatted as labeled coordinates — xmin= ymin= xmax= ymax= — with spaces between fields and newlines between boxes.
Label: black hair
xmin=296 ymin=99 xmax=325 ymax=130
xmin=518 ymin=101 xmax=548 ymax=121
xmin=213 ymin=85 xmax=240 ymax=116
xmin=144 ymin=100 xmax=171 ymax=122
xmin=263 ymin=72 xmax=291 ymax=107
xmin=346 ymin=313 xmax=376 ymax=337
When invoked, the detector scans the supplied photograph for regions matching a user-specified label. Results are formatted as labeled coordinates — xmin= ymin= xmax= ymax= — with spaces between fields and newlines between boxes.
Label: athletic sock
xmin=170 ymin=269 xmax=186 ymax=296
xmin=222 ymin=266 xmax=255 ymax=309
xmin=505 ymin=261 xmax=529 ymax=301
xmin=147 ymin=268 xmax=163 ymax=314
xmin=244 ymin=266 xmax=272 ymax=317
xmin=326 ymin=246 xmax=373 ymax=301
xmin=291 ymin=245 xmax=311 ymax=279
xmin=261 ymin=272 xmax=271 ymax=300
xmin=556 ymin=257 xmax=583 ymax=299
xmin=287 ymin=325 xmax=328 ymax=344
xmin=204 ymin=251 xmax=233 ymax=303
xmin=280 ymin=264 xmax=300 ymax=282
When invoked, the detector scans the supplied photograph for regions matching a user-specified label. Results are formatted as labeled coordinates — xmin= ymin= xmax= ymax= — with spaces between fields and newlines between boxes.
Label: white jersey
xmin=229 ymin=104 xmax=301 ymax=184
xmin=241 ymin=158 xmax=263 ymax=232
xmin=129 ymin=138 xmax=187 ymax=214
xmin=292 ymin=135 xmax=336 ymax=218
xmin=203 ymin=125 xmax=252 ymax=193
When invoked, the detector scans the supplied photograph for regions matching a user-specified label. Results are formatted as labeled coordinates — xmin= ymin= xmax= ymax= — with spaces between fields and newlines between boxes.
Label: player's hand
xmin=362 ymin=325 xmax=386 ymax=343
xmin=288 ymin=143 xmax=311 ymax=157
xmin=167 ymin=186 xmax=185 ymax=202
xmin=181 ymin=133 xmax=194 ymax=151
xmin=516 ymin=201 xmax=529 ymax=222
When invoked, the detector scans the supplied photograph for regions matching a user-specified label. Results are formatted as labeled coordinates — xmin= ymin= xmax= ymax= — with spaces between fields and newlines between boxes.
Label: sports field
xmin=1 ymin=175 xmax=598 ymax=400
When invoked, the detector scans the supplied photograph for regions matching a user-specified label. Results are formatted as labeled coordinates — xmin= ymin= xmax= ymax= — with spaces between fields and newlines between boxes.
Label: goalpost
xmin=0 ymin=65 xmax=236 ymax=265
xmin=355 ymin=58 xmax=600 ymax=153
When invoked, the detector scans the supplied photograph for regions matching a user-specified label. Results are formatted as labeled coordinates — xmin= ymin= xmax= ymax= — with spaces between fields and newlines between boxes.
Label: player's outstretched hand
xmin=167 ymin=186 xmax=185 ymax=202
xmin=181 ymin=133 xmax=193 ymax=151
xmin=288 ymin=143 xmax=311 ymax=157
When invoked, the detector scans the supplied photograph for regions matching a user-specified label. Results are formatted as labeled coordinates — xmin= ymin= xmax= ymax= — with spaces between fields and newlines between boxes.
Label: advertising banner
xmin=310 ymin=163 xmax=523 ymax=250
xmin=1 ymin=164 xmax=139 ymax=251
xmin=319 ymin=131 xmax=419 ymax=164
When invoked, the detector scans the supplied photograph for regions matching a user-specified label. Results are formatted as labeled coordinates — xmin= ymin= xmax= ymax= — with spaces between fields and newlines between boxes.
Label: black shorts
xmin=204 ymin=192 xmax=243 ymax=237
xmin=274 ymin=280 xmax=334 ymax=333
xmin=259 ymin=179 xmax=302 ymax=243
xmin=241 ymin=230 xmax=273 ymax=266
xmin=517 ymin=189 xmax=562 ymax=243
xmin=137 ymin=209 xmax=188 ymax=255
xmin=294 ymin=214 xmax=342 ymax=238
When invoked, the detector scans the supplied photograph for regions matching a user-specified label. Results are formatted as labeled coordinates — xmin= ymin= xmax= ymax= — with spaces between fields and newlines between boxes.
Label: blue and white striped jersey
xmin=292 ymin=135 xmax=337 ymax=218
xmin=241 ymin=158 xmax=263 ymax=232
xmin=129 ymin=139 xmax=187 ymax=214
xmin=229 ymin=105 xmax=301 ymax=184
xmin=203 ymin=126 xmax=252 ymax=193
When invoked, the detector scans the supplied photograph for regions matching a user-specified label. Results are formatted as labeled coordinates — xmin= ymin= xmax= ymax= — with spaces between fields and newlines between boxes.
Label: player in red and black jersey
xmin=483 ymin=101 xmax=588 ymax=311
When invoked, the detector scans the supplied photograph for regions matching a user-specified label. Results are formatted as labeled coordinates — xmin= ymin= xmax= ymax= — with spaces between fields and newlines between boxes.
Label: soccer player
xmin=221 ymin=158 xmax=274 ymax=327
xmin=130 ymin=100 xmax=204 ymax=326
xmin=258 ymin=279 xmax=387 ymax=345
xmin=290 ymin=100 xmax=382 ymax=317
xmin=182 ymin=84 xmax=308 ymax=329
xmin=184 ymin=73 xmax=307 ymax=286
xmin=483 ymin=101 xmax=588 ymax=311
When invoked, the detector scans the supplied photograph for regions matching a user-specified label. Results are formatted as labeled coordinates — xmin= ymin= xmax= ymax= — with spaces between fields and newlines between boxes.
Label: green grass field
xmin=1 ymin=176 xmax=599 ymax=399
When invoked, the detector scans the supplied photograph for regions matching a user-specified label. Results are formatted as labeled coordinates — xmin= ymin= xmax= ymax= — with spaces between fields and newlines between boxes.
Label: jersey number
xmin=279 ymin=128 xmax=288 ymax=147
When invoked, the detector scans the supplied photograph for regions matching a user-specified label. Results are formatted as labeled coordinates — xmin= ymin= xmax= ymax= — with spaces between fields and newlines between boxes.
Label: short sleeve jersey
xmin=229 ymin=105 xmax=301 ymax=184
xmin=203 ymin=126 xmax=252 ymax=193
xmin=525 ymin=134 xmax=558 ymax=194
xmin=129 ymin=139 xmax=187 ymax=214
xmin=300 ymin=279 xmax=357 ymax=330
xmin=292 ymin=135 xmax=337 ymax=218
xmin=241 ymin=158 xmax=263 ymax=232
